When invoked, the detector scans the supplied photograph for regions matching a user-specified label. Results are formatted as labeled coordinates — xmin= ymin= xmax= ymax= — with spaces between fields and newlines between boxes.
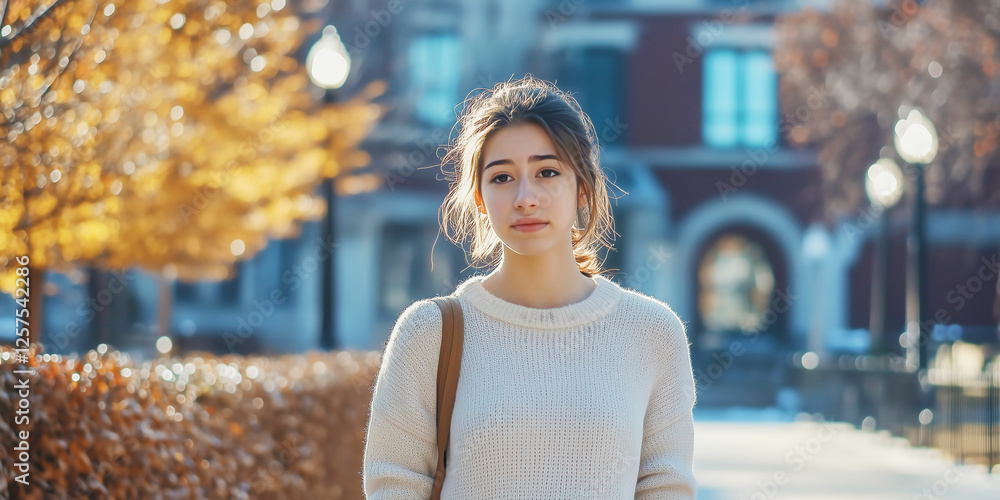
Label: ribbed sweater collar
xmin=453 ymin=273 xmax=623 ymax=329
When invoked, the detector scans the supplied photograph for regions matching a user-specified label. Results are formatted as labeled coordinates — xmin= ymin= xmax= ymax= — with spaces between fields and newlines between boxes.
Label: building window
xmin=218 ymin=261 xmax=243 ymax=306
xmin=278 ymin=238 xmax=298 ymax=299
xmin=702 ymin=49 xmax=777 ymax=148
xmin=0 ymin=292 xmax=15 ymax=343
xmin=175 ymin=280 xmax=198 ymax=302
xmin=557 ymin=47 xmax=628 ymax=145
xmin=379 ymin=222 xmax=459 ymax=316
xmin=698 ymin=234 xmax=775 ymax=333
xmin=410 ymin=32 xmax=462 ymax=126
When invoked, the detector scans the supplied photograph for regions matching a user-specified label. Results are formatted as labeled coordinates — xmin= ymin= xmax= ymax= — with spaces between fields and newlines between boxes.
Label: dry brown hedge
xmin=0 ymin=343 xmax=382 ymax=499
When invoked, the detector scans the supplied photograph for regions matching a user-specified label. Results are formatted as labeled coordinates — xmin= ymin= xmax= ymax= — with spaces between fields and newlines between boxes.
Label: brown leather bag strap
xmin=430 ymin=296 xmax=463 ymax=500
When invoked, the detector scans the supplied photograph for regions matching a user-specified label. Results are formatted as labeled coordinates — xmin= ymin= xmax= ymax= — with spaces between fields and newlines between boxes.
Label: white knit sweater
xmin=362 ymin=273 xmax=698 ymax=499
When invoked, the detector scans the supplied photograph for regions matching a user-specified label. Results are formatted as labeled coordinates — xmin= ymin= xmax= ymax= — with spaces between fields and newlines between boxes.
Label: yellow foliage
xmin=0 ymin=0 xmax=386 ymax=293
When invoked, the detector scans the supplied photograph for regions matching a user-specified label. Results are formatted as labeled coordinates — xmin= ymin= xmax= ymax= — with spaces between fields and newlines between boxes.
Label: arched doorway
xmin=698 ymin=234 xmax=775 ymax=333
xmin=691 ymin=225 xmax=793 ymax=407
xmin=695 ymin=226 xmax=791 ymax=345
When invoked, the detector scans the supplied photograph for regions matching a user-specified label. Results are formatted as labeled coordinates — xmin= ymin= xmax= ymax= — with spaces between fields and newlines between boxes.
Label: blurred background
xmin=3 ymin=0 xmax=1000 ymax=497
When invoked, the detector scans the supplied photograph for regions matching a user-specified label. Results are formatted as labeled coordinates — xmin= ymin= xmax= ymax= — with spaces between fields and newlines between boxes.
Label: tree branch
xmin=0 ymin=0 xmax=74 ymax=50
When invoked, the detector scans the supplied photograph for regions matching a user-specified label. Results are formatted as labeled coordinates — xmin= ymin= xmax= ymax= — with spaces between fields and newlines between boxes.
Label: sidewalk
xmin=693 ymin=408 xmax=1000 ymax=500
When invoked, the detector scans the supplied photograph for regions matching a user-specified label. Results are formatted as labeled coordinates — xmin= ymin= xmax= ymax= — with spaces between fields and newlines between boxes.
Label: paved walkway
xmin=693 ymin=408 xmax=1000 ymax=500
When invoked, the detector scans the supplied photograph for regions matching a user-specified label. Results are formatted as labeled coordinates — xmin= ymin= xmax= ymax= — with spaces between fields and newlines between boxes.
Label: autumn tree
xmin=0 ymin=0 xmax=384 ymax=343
xmin=774 ymin=0 xmax=1000 ymax=220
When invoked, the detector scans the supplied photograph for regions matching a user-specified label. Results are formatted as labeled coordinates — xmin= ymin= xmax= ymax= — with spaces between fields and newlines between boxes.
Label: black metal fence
xmin=791 ymin=347 xmax=999 ymax=473
xmin=930 ymin=353 xmax=999 ymax=471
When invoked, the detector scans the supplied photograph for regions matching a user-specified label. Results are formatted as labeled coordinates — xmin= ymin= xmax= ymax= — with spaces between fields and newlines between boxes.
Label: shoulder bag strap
xmin=430 ymin=296 xmax=464 ymax=500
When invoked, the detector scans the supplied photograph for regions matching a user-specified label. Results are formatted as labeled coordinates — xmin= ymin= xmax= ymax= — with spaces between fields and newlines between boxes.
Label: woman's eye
xmin=490 ymin=169 xmax=559 ymax=184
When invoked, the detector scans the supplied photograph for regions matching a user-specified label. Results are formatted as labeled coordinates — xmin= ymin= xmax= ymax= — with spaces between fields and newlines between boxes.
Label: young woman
xmin=363 ymin=75 xmax=697 ymax=499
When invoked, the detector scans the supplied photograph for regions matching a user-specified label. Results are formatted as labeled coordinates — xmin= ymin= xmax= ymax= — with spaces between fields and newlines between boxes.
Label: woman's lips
xmin=512 ymin=222 xmax=548 ymax=232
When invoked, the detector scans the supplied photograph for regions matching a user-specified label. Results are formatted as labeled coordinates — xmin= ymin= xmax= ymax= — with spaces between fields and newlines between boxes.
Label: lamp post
xmin=864 ymin=157 xmax=904 ymax=355
xmin=307 ymin=25 xmax=351 ymax=350
xmin=893 ymin=108 xmax=939 ymax=371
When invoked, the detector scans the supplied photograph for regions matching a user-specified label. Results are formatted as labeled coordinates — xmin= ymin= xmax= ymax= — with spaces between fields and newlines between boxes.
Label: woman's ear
xmin=475 ymin=190 xmax=487 ymax=214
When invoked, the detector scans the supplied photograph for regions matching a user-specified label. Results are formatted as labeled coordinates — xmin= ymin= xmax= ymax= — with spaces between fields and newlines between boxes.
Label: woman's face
xmin=477 ymin=122 xmax=586 ymax=257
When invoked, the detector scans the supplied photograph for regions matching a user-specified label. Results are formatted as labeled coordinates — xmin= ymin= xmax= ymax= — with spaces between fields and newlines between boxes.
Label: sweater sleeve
xmin=635 ymin=306 xmax=698 ymax=500
xmin=363 ymin=299 xmax=443 ymax=499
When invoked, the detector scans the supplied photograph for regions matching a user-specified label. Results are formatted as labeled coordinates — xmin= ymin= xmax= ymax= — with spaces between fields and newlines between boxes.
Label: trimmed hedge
xmin=0 ymin=343 xmax=381 ymax=499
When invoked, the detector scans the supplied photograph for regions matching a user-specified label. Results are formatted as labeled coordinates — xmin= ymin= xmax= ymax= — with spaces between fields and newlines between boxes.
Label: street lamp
xmin=864 ymin=157 xmax=904 ymax=355
xmin=307 ymin=26 xmax=351 ymax=90
xmin=894 ymin=107 xmax=939 ymax=370
xmin=307 ymin=25 xmax=350 ymax=351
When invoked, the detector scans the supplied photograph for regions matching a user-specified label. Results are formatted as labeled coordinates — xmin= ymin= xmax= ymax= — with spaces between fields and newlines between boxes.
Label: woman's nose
xmin=514 ymin=180 xmax=541 ymax=210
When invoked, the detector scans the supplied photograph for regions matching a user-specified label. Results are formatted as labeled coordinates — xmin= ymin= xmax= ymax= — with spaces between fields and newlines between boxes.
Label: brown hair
xmin=436 ymin=75 xmax=619 ymax=278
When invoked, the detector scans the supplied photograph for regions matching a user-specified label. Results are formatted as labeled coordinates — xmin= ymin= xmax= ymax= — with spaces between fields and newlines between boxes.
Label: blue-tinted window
xmin=278 ymin=238 xmax=298 ymax=300
xmin=742 ymin=52 xmax=778 ymax=147
xmin=0 ymin=291 xmax=15 ymax=343
xmin=219 ymin=261 xmax=242 ymax=306
xmin=378 ymin=222 xmax=461 ymax=316
xmin=410 ymin=33 xmax=462 ymax=126
xmin=176 ymin=280 xmax=197 ymax=302
xmin=555 ymin=48 xmax=627 ymax=145
xmin=584 ymin=48 xmax=627 ymax=145
xmin=703 ymin=50 xmax=739 ymax=147
xmin=703 ymin=49 xmax=777 ymax=148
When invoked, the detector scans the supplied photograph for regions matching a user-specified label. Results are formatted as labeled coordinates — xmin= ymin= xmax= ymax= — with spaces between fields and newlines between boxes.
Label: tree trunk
xmin=25 ymin=263 xmax=44 ymax=352
xmin=158 ymin=273 xmax=173 ymax=344
xmin=88 ymin=267 xmax=108 ymax=349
